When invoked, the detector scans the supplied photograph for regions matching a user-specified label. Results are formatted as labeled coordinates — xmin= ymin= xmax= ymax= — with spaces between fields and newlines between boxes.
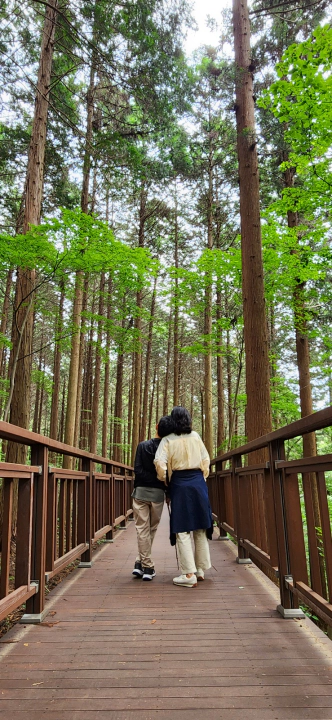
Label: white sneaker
xmin=173 ymin=574 xmax=197 ymax=588
xmin=196 ymin=568 xmax=204 ymax=581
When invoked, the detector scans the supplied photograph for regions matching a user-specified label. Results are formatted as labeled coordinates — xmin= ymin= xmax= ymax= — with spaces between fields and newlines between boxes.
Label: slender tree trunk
xmin=63 ymin=271 xmax=84 ymax=466
xmin=204 ymin=134 xmax=214 ymax=457
xmin=173 ymin=194 xmax=180 ymax=407
xmin=233 ymin=0 xmax=272 ymax=454
xmin=102 ymin=274 xmax=112 ymax=457
xmin=163 ymin=308 xmax=172 ymax=415
xmin=140 ymin=276 xmax=157 ymax=441
xmin=148 ymin=363 xmax=157 ymax=438
xmin=6 ymin=0 xmax=58 ymax=465
xmin=59 ymin=377 xmax=66 ymax=443
xmin=285 ymin=171 xmax=326 ymax=595
xmin=113 ymin=348 xmax=124 ymax=463
xmin=0 ymin=268 xmax=13 ymax=376
xmin=216 ymin=288 xmax=225 ymax=453
xmin=80 ymin=290 xmax=96 ymax=450
xmin=226 ymin=325 xmax=232 ymax=440
xmin=37 ymin=361 xmax=45 ymax=435
xmin=131 ymin=186 xmax=147 ymax=463
xmin=155 ymin=371 xmax=160 ymax=425
xmin=63 ymin=22 xmax=95 ymax=466
xmin=49 ymin=282 xmax=65 ymax=439
xmin=90 ymin=272 xmax=105 ymax=454
xmin=74 ymin=274 xmax=89 ymax=447
xmin=127 ymin=355 xmax=134 ymax=464
xmin=33 ymin=338 xmax=44 ymax=433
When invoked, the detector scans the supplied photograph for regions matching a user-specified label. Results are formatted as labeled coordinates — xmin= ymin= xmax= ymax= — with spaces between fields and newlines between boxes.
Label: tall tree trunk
xmin=59 ymin=377 xmax=66 ymax=443
xmin=204 ymin=133 xmax=214 ymax=457
xmin=155 ymin=371 xmax=160 ymax=425
xmin=148 ymin=363 xmax=157 ymax=438
xmin=32 ymin=337 xmax=44 ymax=433
xmin=102 ymin=275 xmax=112 ymax=457
xmin=74 ymin=274 xmax=89 ymax=448
xmin=216 ymin=288 xmax=224 ymax=453
xmin=6 ymin=0 xmax=58 ymax=465
xmin=173 ymin=193 xmax=180 ymax=407
xmin=113 ymin=347 xmax=124 ymax=463
xmin=63 ymin=22 xmax=95 ymax=466
xmin=63 ymin=271 xmax=84 ymax=466
xmin=90 ymin=272 xmax=105 ymax=454
xmin=140 ymin=276 xmax=157 ymax=441
xmin=127 ymin=355 xmax=134 ymax=464
xmin=0 ymin=269 xmax=13 ymax=377
xmin=233 ymin=0 xmax=272 ymax=453
xmin=49 ymin=281 xmax=65 ymax=439
xmin=285 ymin=170 xmax=326 ymax=596
xmin=131 ymin=186 xmax=147 ymax=463
xmin=163 ymin=308 xmax=172 ymax=415
xmin=80 ymin=289 xmax=96 ymax=450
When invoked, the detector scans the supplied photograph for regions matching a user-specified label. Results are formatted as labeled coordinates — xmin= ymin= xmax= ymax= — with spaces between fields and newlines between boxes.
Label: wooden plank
xmin=0 ymin=509 xmax=332 ymax=720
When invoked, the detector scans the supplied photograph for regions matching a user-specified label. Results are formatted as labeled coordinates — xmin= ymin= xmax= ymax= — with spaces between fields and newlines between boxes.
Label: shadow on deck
xmin=1 ymin=509 xmax=332 ymax=720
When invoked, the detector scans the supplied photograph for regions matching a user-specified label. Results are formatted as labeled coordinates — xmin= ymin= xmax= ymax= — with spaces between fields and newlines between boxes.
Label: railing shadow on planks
xmin=207 ymin=405 xmax=332 ymax=627
xmin=0 ymin=421 xmax=134 ymax=624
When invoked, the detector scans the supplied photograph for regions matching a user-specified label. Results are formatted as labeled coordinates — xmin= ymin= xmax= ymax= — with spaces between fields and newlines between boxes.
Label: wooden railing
xmin=208 ymin=406 xmax=332 ymax=626
xmin=0 ymin=421 xmax=134 ymax=623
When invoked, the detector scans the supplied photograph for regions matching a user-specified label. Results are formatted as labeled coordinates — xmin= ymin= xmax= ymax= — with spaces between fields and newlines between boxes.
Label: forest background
xmin=0 ymin=0 xmax=332 ymax=479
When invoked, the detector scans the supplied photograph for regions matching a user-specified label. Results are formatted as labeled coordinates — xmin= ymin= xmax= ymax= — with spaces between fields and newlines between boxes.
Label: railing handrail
xmin=0 ymin=420 xmax=132 ymax=470
xmin=211 ymin=405 xmax=332 ymax=465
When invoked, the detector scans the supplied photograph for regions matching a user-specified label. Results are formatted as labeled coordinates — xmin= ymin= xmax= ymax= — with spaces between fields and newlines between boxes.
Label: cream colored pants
xmin=176 ymin=530 xmax=211 ymax=575
xmin=133 ymin=498 xmax=164 ymax=569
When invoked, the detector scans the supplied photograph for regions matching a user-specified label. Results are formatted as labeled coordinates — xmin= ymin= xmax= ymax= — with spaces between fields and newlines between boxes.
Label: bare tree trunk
xmin=102 ymin=275 xmax=112 ymax=457
xmin=216 ymin=289 xmax=224 ymax=453
xmin=49 ymin=281 xmax=65 ymax=439
xmin=131 ymin=186 xmax=147 ymax=463
xmin=33 ymin=338 xmax=44 ymax=433
xmin=74 ymin=274 xmax=89 ymax=447
xmin=113 ymin=347 xmax=124 ymax=463
xmin=59 ymin=377 xmax=66 ymax=443
xmin=0 ymin=268 xmax=13 ymax=375
xmin=163 ymin=308 xmax=172 ymax=415
xmin=155 ymin=371 xmax=160 ymax=426
xmin=6 ymin=0 xmax=58 ymax=465
xmin=148 ymin=363 xmax=157 ymax=438
xmin=173 ymin=194 xmax=180 ymax=407
xmin=140 ymin=276 xmax=157 ymax=441
xmin=90 ymin=272 xmax=105 ymax=454
xmin=127 ymin=355 xmax=134 ymax=464
xmin=203 ymin=134 xmax=214 ymax=457
xmin=63 ymin=271 xmax=84 ymax=466
xmin=233 ymin=0 xmax=272 ymax=456
xmin=80 ymin=290 xmax=96 ymax=450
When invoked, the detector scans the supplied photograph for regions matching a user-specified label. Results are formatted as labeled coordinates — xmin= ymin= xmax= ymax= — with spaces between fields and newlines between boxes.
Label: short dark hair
xmin=171 ymin=406 xmax=192 ymax=435
xmin=157 ymin=415 xmax=174 ymax=438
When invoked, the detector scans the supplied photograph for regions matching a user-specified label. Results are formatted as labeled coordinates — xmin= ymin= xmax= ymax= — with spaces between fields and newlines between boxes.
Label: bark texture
xmin=233 ymin=0 xmax=272 ymax=452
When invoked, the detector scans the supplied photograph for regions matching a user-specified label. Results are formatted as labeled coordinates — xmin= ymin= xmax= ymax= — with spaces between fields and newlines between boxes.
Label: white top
xmin=154 ymin=431 xmax=210 ymax=483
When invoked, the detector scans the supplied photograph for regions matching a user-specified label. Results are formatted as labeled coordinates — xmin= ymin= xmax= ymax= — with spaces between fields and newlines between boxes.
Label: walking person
xmin=154 ymin=406 xmax=213 ymax=588
xmin=132 ymin=415 xmax=174 ymax=581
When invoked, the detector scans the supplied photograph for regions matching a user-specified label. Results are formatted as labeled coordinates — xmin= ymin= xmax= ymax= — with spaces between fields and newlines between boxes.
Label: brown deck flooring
xmin=1 ymin=509 xmax=332 ymax=720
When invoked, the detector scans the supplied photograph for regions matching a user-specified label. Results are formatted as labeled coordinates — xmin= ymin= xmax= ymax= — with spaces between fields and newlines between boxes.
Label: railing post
xmin=233 ymin=453 xmax=251 ymax=564
xmin=269 ymin=439 xmax=305 ymax=618
xmin=22 ymin=443 xmax=48 ymax=623
xmin=79 ymin=457 xmax=93 ymax=567
xmin=104 ymin=463 xmax=114 ymax=541
xmin=216 ymin=459 xmax=228 ymax=540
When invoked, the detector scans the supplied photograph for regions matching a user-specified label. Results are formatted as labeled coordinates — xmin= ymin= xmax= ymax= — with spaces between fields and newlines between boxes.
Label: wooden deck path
xmin=1 ymin=509 xmax=332 ymax=720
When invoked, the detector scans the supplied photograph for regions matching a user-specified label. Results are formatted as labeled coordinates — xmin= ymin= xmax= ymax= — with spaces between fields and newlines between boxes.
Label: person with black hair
xmin=131 ymin=415 xmax=174 ymax=581
xmin=154 ymin=406 xmax=213 ymax=588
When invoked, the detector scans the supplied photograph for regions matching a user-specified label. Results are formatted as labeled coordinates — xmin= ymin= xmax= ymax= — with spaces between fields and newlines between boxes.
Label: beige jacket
xmin=154 ymin=431 xmax=210 ymax=483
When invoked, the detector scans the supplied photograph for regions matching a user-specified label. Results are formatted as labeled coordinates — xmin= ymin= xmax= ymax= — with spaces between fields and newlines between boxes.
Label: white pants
xmin=133 ymin=498 xmax=164 ymax=569
xmin=176 ymin=530 xmax=211 ymax=575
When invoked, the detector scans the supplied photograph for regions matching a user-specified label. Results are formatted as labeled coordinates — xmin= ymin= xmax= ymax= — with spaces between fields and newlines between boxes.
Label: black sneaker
xmin=132 ymin=561 xmax=143 ymax=578
xmin=142 ymin=567 xmax=156 ymax=581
